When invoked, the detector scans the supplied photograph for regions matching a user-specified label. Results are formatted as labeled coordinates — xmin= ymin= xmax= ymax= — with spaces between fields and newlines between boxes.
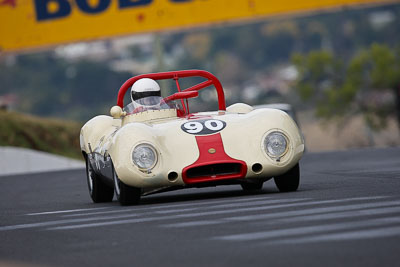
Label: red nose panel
xmin=182 ymin=133 xmax=247 ymax=184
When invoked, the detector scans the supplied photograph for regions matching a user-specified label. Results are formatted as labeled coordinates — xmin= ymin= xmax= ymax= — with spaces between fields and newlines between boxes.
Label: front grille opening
xmin=186 ymin=163 xmax=242 ymax=179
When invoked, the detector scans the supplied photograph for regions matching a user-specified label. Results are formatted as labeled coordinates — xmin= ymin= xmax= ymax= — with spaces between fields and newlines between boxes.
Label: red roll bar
xmin=117 ymin=70 xmax=226 ymax=111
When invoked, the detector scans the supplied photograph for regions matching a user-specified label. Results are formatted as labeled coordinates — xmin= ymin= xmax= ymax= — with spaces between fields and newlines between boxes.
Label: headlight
xmin=264 ymin=131 xmax=288 ymax=159
xmin=132 ymin=144 xmax=158 ymax=170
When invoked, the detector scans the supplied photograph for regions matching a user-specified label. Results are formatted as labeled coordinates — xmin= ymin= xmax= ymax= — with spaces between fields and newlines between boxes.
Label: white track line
xmin=276 ymin=206 xmax=400 ymax=223
xmin=150 ymin=198 xmax=307 ymax=222
xmin=47 ymin=199 xmax=307 ymax=230
xmin=4 ymin=197 xmax=395 ymax=232
xmin=214 ymin=217 xmax=400 ymax=241
xmin=26 ymin=207 xmax=109 ymax=216
xmin=162 ymin=220 xmax=226 ymax=228
xmin=224 ymin=199 xmax=400 ymax=222
xmin=1 ymin=198 xmax=303 ymax=231
xmin=161 ymin=199 xmax=400 ymax=228
xmin=62 ymin=195 xmax=277 ymax=217
xmin=62 ymin=196 xmax=388 ymax=218
xmin=273 ymin=226 xmax=400 ymax=244
xmin=48 ymin=197 xmax=395 ymax=231
xmin=0 ymin=213 xmax=139 ymax=231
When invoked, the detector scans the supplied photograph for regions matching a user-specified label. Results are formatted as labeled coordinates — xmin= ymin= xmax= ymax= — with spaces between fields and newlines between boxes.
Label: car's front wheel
xmin=85 ymin=157 xmax=114 ymax=203
xmin=112 ymin=165 xmax=141 ymax=206
xmin=273 ymin=163 xmax=300 ymax=192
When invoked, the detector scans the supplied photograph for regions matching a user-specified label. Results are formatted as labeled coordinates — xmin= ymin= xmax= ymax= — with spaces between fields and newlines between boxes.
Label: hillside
xmin=0 ymin=110 xmax=83 ymax=160
xmin=1 ymin=4 xmax=399 ymax=122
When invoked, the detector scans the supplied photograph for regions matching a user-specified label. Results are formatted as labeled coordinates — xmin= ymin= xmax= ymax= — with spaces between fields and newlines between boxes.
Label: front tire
xmin=85 ymin=157 xmax=114 ymax=203
xmin=112 ymin=165 xmax=141 ymax=206
xmin=274 ymin=163 xmax=300 ymax=192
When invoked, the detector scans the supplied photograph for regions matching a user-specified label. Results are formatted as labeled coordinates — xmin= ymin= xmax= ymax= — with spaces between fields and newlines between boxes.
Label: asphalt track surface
xmin=1 ymin=148 xmax=400 ymax=267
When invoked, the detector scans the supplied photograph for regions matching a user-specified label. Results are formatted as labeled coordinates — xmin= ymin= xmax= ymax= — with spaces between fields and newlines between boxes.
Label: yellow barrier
xmin=0 ymin=0 xmax=396 ymax=52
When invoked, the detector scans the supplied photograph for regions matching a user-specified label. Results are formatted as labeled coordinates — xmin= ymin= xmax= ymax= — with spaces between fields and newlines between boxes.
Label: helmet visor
xmin=134 ymin=96 xmax=163 ymax=107
xmin=132 ymin=91 xmax=160 ymax=101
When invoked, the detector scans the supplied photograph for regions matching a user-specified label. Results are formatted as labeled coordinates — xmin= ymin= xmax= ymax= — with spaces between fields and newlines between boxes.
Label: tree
xmin=0 ymin=52 xmax=132 ymax=121
xmin=292 ymin=43 xmax=400 ymax=132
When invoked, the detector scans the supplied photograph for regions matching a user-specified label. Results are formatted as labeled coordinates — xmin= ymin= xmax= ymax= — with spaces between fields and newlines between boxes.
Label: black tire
xmin=240 ymin=181 xmax=264 ymax=191
xmin=112 ymin=165 xmax=141 ymax=206
xmin=274 ymin=163 xmax=300 ymax=192
xmin=85 ymin=157 xmax=114 ymax=203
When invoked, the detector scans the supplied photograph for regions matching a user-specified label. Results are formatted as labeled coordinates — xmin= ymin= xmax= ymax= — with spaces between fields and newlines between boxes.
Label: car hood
xmin=108 ymin=108 xmax=303 ymax=187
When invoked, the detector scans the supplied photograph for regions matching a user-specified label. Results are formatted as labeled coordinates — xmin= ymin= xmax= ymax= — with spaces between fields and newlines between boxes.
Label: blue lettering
xmin=34 ymin=0 xmax=195 ymax=22
xmin=76 ymin=0 xmax=111 ymax=14
xmin=34 ymin=0 xmax=71 ymax=21
xmin=119 ymin=0 xmax=152 ymax=9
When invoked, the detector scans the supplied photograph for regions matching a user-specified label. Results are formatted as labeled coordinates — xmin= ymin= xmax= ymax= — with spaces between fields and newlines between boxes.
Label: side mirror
xmin=110 ymin=106 xmax=126 ymax=119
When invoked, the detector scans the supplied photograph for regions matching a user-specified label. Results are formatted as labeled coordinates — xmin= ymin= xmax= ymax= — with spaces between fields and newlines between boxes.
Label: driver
xmin=131 ymin=78 xmax=167 ymax=113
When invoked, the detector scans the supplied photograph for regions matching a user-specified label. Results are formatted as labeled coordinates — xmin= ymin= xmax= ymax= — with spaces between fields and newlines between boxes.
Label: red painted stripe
xmin=182 ymin=133 xmax=247 ymax=184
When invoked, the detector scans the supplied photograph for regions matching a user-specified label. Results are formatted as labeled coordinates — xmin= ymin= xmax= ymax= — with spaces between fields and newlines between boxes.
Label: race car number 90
xmin=181 ymin=119 xmax=226 ymax=135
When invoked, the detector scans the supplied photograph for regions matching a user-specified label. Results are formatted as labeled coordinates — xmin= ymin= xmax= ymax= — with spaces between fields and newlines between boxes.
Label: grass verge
xmin=0 ymin=110 xmax=83 ymax=160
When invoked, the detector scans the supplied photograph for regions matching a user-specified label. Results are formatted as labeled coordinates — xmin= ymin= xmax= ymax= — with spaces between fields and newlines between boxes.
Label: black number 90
xmin=181 ymin=119 xmax=226 ymax=135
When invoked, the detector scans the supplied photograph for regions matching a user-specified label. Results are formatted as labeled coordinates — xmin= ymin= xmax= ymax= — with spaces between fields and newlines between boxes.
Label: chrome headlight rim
xmin=131 ymin=143 xmax=158 ymax=171
xmin=263 ymin=130 xmax=289 ymax=160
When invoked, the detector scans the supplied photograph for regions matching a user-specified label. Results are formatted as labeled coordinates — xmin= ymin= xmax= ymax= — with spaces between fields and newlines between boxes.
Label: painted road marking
xmin=273 ymin=226 xmax=400 ymax=244
xmin=216 ymin=199 xmax=400 ymax=223
xmin=275 ymin=206 xmax=400 ymax=223
xmin=47 ymin=198 xmax=309 ymax=230
xmin=1 ymin=195 xmax=398 ymax=246
xmin=213 ymin=217 xmax=400 ymax=241
xmin=61 ymin=195 xmax=280 ymax=217
xmin=0 ymin=213 xmax=139 ymax=231
xmin=161 ymin=200 xmax=400 ymax=228
xmin=48 ymin=197 xmax=396 ymax=231
xmin=1 ymin=197 xmax=304 ymax=231
xmin=26 ymin=207 xmax=109 ymax=216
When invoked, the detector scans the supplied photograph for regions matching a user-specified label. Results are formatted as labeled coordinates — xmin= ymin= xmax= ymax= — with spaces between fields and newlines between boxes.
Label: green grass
xmin=0 ymin=110 xmax=83 ymax=160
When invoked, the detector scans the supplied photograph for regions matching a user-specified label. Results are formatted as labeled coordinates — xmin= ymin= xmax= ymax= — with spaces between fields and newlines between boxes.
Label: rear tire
xmin=274 ymin=163 xmax=300 ymax=192
xmin=85 ymin=157 xmax=114 ymax=203
xmin=112 ymin=165 xmax=141 ymax=206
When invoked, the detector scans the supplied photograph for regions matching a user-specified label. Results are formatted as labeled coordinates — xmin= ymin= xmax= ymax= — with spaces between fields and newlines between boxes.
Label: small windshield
xmin=124 ymin=96 xmax=178 ymax=114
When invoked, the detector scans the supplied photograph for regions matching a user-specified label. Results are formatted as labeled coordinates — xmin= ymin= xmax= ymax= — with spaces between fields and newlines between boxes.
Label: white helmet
xmin=131 ymin=78 xmax=161 ymax=108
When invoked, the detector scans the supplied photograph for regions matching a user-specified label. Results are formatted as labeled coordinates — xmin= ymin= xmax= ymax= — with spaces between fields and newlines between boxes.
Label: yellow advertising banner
xmin=0 ymin=0 xmax=397 ymax=52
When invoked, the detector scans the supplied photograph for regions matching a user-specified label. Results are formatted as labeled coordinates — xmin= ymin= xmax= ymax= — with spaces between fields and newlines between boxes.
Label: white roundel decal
xmin=181 ymin=119 xmax=226 ymax=135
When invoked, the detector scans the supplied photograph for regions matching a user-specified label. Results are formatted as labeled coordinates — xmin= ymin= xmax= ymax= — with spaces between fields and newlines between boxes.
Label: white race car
xmin=80 ymin=70 xmax=305 ymax=205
